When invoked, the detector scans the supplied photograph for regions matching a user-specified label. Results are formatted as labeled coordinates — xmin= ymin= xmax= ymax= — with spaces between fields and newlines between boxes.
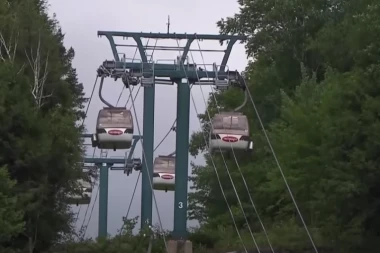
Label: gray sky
xmin=47 ymin=0 xmax=248 ymax=238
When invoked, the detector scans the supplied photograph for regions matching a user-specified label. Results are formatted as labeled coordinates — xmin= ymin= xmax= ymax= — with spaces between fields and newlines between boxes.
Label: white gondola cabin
xmin=93 ymin=107 xmax=133 ymax=150
xmin=67 ymin=175 xmax=92 ymax=206
xmin=153 ymin=156 xmax=175 ymax=192
xmin=209 ymin=112 xmax=252 ymax=152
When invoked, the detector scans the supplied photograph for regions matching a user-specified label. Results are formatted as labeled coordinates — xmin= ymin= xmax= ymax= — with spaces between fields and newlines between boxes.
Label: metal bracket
xmin=97 ymin=31 xmax=245 ymax=65
xmin=141 ymin=62 xmax=155 ymax=87
xmin=214 ymin=80 xmax=229 ymax=90
xmin=98 ymin=76 xmax=115 ymax=107
xmin=121 ymin=56 xmax=141 ymax=88
xmin=123 ymin=136 xmax=142 ymax=175
xmin=132 ymin=158 xmax=142 ymax=171
xmin=228 ymin=70 xmax=247 ymax=90
xmin=96 ymin=32 xmax=245 ymax=84
xmin=213 ymin=63 xmax=229 ymax=90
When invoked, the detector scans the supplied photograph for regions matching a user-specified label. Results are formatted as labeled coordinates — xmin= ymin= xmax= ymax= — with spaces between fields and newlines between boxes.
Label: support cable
xmin=82 ymin=76 xmax=99 ymax=126
xmin=153 ymin=119 xmax=176 ymax=152
xmin=80 ymin=73 xmax=128 ymax=237
xmin=127 ymin=84 xmax=169 ymax=253
xmin=98 ymin=39 xmax=158 ymax=168
xmin=119 ymin=38 xmax=151 ymax=108
xmin=189 ymin=89 xmax=248 ymax=253
xmin=80 ymin=39 xmax=151 ymax=237
xmin=125 ymin=38 xmax=158 ymax=108
xmin=154 ymin=38 xmax=205 ymax=153
xmin=172 ymin=38 xmax=248 ymax=253
xmin=123 ymin=39 xmax=175 ymax=153
xmin=78 ymin=148 xmax=98 ymax=238
xmin=118 ymin=171 xmax=141 ymax=234
xmin=117 ymin=38 xmax=160 ymax=235
xmin=82 ymin=148 xmax=110 ymax=238
xmin=242 ymin=78 xmax=319 ymax=253
xmin=74 ymin=75 xmax=99 ymax=224
xmin=83 ymin=183 xmax=100 ymax=238
xmin=77 ymin=31 xmax=157 ymax=240
xmin=178 ymin=37 xmax=260 ymax=252
xmin=115 ymin=46 xmax=139 ymax=107
xmin=125 ymin=85 xmax=141 ymax=108
xmin=194 ymin=37 xmax=274 ymax=253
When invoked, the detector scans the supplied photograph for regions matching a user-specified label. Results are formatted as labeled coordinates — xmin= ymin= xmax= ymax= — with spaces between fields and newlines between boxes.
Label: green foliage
xmin=189 ymin=0 xmax=380 ymax=252
xmin=0 ymin=166 xmax=24 ymax=244
xmin=51 ymin=217 xmax=168 ymax=253
xmin=0 ymin=0 xmax=86 ymax=252
xmin=1 ymin=0 xmax=380 ymax=252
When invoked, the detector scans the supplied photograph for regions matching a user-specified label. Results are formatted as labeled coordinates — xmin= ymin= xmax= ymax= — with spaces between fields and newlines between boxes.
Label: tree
xmin=0 ymin=0 xmax=86 ymax=252
xmin=188 ymin=0 xmax=380 ymax=252
xmin=0 ymin=166 xmax=24 ymax=246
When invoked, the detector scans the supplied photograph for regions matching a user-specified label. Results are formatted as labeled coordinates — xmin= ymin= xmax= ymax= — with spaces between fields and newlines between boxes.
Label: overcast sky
xmin=47 ymin=0 xmax=248 ymax=239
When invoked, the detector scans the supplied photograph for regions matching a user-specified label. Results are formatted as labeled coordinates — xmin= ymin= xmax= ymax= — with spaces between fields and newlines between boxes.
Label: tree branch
xmin=25 ymin=34 xmax=51 ymax=108
xmin=0 ymin=31 xmax=19 ymax=63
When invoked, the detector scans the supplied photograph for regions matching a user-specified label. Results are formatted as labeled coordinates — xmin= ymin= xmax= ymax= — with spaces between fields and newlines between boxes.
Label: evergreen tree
xmin=0 ymin=0 xmax=86 ymax=251
xmin=189 ymin=0 xmax=380 ymax=252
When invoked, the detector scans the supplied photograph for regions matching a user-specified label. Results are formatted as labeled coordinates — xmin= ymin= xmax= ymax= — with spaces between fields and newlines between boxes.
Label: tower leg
xmin=141 ymin=84 xmax=155 ymax=229
xmin=173 ymin=80 xmax=190 ymax=239
xmin=98 ymin=164 xmax=109 ymax=238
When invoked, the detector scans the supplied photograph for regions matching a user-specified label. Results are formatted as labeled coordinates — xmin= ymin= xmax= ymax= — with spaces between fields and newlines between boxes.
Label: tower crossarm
xmin=98 ymin=31 xmax=246 ymax=83
xmin=97 ymin=31 xmax=247 ymax=85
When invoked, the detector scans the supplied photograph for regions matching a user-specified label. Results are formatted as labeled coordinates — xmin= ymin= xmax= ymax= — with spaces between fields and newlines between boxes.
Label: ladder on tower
xmin=141 ymin=62 xmax=155 ymax=87
xmin=143 ymin=45 xmax=154 ymax=63
xmin=213 ymin=63 xmax=229 ymax=90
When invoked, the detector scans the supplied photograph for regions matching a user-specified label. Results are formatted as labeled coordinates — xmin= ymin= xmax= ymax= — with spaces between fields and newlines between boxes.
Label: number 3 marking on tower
xmin=178 ymin=202 xmax=183 ymax=208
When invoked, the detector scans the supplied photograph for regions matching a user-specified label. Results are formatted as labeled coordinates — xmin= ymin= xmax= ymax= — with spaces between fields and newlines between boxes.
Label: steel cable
xmin=172 ymin=37 xmax=249 ymax=252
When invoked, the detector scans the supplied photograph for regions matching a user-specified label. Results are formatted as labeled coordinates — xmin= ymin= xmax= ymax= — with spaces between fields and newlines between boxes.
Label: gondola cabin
xmin=67 ymin=176 xmax=92 ymax=206
xmin=209 ymin=112 xmax=252 ymax=152
xmin=93 ymin=107 xmax=133 ymax=150
xmin=153 ymin=156 xmax=175 ymax=192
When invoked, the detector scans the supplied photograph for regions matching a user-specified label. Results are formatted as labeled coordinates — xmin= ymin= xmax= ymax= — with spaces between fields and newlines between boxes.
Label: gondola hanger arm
xmin=98 ymin=75 xmax=115 ymax=108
